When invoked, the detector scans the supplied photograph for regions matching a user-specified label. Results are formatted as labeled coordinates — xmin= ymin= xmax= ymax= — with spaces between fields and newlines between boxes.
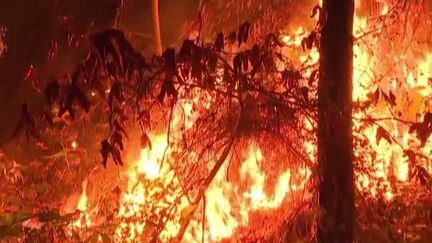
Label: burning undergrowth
xmin=1 ymin=0 xmax=432 ymax=242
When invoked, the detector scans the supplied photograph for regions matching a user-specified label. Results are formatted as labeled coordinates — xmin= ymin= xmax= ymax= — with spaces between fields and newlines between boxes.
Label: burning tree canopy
xmin=1 ymin=0 xmax=432 ymax=242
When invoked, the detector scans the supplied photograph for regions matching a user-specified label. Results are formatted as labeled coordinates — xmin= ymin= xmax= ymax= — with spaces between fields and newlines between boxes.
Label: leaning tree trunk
xmin=318 ymin=0 xmax=355 ymax=242
xmin=152 ymin=0 xmax=163 ymax=56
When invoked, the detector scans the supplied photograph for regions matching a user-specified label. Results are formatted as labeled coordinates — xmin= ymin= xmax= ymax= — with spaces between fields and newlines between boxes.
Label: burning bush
xmin=1 ymin=0 xmax=432 ymax=242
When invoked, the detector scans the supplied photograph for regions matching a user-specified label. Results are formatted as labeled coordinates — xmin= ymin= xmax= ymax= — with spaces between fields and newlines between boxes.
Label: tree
xmin=152 ymin=0 xmax=163 ymax=56
xmin=317 ymin=0 xmax=355 ymax=242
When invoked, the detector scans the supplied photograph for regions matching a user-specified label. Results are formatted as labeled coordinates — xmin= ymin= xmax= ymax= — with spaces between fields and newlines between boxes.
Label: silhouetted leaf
xmin=111 ymin=146 xmax=124 ymax=166
xmin=44 ymin=79 xmax=60 ymax=106
xmin=301 ymin=32 xmax=316 ymax=51
xmin=283 ymin=69 xmax=301 ymax=89
xmin=228 ymin=31 xmax=236 ymax=45
xmin=409 ymin=123 xmax=419 ymax=133
xmin=90 ymin=29 xmax=137 ymax=76
xmin=163 ymin=48 xmax=176 ymax=75
xmin=11 ymin=104 xmax=39 ymax=142
xmin=417 ymin=165 xmax=431 ymax=191
xmin=73 ymin=86 xmax=90 ymax=113
xmin=208 ymin=53 xmax=217 ymax=72
xmin=233 ymin=54 xmax=243 ymax=76
xmin=416 ymin=112 xmax=432 ymax=146
xmin=108 ymin=82 xmax=123 ymax=110
xmin=191 ymin=49 xmax=203 ymax=79
xmin=238 ymin=22 xmax=251 ymax=46
xmin=59 ymin=84 xmax=90 ymax=119
xmin=242 ymin=53 xmax=249 ymax=71
xmin=389 ymin=91 xmax=396 ymax=106
xmin=250 ymin=44 xmax=261 ymax=77
xmin=424 ymin=112 xmax=432 ymax=124
xmin=71 ymin=65 xmax=82 ymax=84
xmin=404 ymin=150 xmax=416 ymax=165
xmin=113 ymin=120 xmax=127 ymax=137
xmin=404 ymin=149 xmax=416 ymax=179
xmin=308 ymin=69 xmax=318 ymax=86
xmin=138 ymin=110 xmax=150 ymax=127
xmin=111 ymin=132 xmax=124 ymax=151
xmin=157 ymin=78 xmax=177 ymax=103
xmin=310 ymin=5 xmax=321 ymax=19
xmin=299 ymin=87 xmax=309 ymax=102
xmin=179 ymin=39 xmax=195 ymax=62
xmin=100 ymin=139 xmax=111 ymax=168
xmin=376 ymin=127 xmax=392 ymax=145
xmin=417 ymin=125 xmax=432 ymax=147
xmin=141 ymin=133 xmax=152 ymax=150
xmin=214 ymin=32 xmax=224 ymax=51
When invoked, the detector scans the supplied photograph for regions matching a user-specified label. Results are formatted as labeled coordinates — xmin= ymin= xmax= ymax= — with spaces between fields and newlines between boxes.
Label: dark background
xmin=0 ymin=0 xmax=199 ymax=145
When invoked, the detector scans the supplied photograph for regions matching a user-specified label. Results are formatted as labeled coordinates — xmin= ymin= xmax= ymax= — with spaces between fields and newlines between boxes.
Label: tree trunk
xmin=152 ymin=0 xmax=163 ymax=56
xmin=318 ymin=0 xmax=355 ymax=242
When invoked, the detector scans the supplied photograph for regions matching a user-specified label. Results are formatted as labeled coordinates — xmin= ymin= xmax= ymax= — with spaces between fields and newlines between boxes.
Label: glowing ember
xmin=71 ymin=141 xmax=78 ymax=150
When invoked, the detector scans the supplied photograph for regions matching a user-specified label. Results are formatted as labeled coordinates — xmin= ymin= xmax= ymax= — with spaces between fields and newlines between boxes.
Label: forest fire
xmin=1 ymin=0 xmax=432 ymax=242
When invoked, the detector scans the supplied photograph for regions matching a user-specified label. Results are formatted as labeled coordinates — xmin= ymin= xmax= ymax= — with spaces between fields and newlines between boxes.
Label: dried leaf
xmin=310 ymin=5 xmax=321 ymax=19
